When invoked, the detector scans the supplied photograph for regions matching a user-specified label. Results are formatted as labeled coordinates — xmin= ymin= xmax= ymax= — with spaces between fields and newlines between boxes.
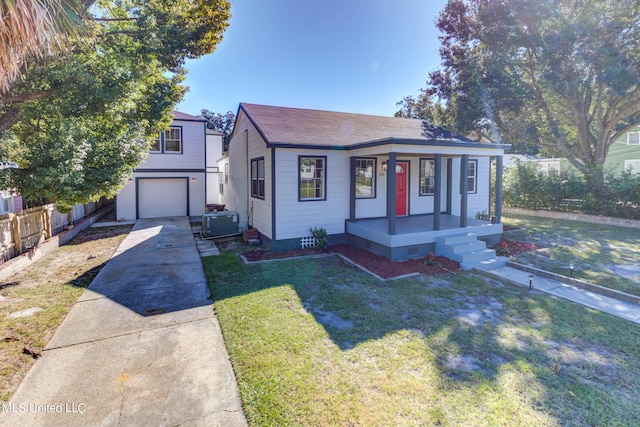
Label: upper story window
xmin=299 ymin=156 xmax=326 ymax=201
xmin=355 ymin=158 xmax=375 ymax=198
xmin=628 ymin=132 xmax=640 ymax=146
xmin=151 ymin=126 xmax=182 ymax=153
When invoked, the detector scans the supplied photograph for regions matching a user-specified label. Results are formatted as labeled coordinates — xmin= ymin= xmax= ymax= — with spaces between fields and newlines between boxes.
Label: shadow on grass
xmin=204 ymin=252 xmax=640 ymax=423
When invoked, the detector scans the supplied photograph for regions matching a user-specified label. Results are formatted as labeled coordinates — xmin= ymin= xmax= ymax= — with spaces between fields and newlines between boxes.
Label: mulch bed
xmin=242 ymin=244 xmax=460 ymax=279
xmin=492 ymin=239 xmax=543 ymax=256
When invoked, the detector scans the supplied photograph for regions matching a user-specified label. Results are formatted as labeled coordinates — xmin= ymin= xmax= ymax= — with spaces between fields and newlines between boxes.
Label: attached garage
xmin=137 ymin=178 xmax=188 ymax=218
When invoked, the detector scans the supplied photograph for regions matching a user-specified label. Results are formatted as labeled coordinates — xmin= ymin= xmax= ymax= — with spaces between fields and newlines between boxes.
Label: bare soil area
xmin=0 ymin=225 xmax=132 ymax=401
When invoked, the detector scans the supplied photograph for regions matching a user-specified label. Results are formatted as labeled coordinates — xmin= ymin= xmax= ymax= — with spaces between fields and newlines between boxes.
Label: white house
xmin=115 ymin=112 xmax=210 ymax=220
xmin=218 ymin=103 xmax=510 ymax=262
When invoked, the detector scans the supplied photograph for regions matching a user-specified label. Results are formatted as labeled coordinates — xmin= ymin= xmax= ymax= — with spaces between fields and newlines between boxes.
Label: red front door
xmin=395 ymin=162 xmax=408 ymax=216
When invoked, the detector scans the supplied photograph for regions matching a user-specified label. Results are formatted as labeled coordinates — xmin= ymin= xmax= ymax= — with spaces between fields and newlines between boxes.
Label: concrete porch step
xmin=436 ymin=233 xmax=505 ymax=271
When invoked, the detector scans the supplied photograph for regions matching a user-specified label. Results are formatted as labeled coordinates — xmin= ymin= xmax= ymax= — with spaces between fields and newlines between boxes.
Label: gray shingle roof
xmin=239 ymin=103 xmax=479 ymax=148
xmin=172 ymin=111 xmax=204 ymax=121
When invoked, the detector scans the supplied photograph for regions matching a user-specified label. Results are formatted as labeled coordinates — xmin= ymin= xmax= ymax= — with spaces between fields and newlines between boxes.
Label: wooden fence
xmin=0 ymin=198 xmax=110 ymax=264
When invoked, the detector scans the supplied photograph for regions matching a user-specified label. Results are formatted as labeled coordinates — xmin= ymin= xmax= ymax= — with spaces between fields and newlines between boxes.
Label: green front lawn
xmin=203 ymin=253 xmax=640 ymax=426
xmin=503 ymin=213 xmax=640 ymax=296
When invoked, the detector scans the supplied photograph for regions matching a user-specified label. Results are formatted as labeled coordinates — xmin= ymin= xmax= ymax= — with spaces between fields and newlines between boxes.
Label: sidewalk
xmin=477 ymin=264 xmax=640 ymax=325
xmin=1 ymin=217 xmax=247 ymax=426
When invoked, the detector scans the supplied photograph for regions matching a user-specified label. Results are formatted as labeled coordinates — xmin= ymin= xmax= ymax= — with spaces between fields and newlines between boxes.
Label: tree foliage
xmin=0 ymin=0 xmax=231 ymax=210
xmin=0 ymin=0 xmax=87 ymax=93
xmin=201 ymin=109 xmax=235 ymax=152
xmin=405 ymin=0 xmax=640 ymax=183
xmin=201 ymin=109 xmax=235 ymax=135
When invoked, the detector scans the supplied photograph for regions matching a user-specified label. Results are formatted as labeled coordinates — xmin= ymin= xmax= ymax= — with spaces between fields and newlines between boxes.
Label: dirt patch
xmin=492 ymin=239 xmax=543 ymax=256
xmin=0 ymin=224 xmax=131 ymax=402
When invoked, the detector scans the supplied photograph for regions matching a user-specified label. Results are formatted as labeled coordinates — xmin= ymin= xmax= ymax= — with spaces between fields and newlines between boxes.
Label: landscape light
xmin=569 ymin=263 xmax=574 ymax=278
xmin=529 ymin=274 xmax=534 ymax=290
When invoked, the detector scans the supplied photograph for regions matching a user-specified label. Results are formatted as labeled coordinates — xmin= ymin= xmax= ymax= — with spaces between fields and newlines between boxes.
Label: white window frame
xmin=151 ymin=126 xmax=183 ymax=153
xmin=625 ymin=159 xmax=640 ymax=174
xmin=467 ymin=159 xmax=478 ymax=194
xmin=627 ymin=132 xmax=640 ymax=146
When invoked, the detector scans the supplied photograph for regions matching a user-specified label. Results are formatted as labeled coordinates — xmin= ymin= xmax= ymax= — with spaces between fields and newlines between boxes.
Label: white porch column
xmin=349 ymin=156 xmax=356 ymax=221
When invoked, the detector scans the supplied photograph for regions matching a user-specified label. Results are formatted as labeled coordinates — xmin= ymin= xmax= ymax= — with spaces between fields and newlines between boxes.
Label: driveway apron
xmin=1 ymin=217 xmax=247 ymax=427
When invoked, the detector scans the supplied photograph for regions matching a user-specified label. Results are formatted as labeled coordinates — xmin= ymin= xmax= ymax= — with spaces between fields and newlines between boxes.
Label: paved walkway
xmin=1 ymin=217 xmax=246 ymax=426
xmin=477 ymin=265 xmax=640 ymax=325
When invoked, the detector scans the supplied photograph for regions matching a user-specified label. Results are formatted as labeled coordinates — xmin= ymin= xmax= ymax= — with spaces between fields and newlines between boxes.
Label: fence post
xmin=43 ymin=205 xmax=53 ymax=239
xmin=11 ymin=213 xmax=22 ymax=254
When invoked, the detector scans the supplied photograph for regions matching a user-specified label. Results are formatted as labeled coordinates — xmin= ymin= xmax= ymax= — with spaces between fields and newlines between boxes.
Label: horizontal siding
xmin=138 ymin=120 xmax=205 ymax=170
xmin=115 ymin=171 xmax=205 ymax=220
xmin=450 ymin=157 xmax=490 ymax=217
xmin=275 ymin=149 xmax=350 ymax=240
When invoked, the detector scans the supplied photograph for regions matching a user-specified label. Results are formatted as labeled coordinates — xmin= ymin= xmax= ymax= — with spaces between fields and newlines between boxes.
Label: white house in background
xmin=0 ymin=161 xmax=22 ymax=214
xmin=218 ymin=103 xmax=510 ymax=262
xmin=205 ymin=128 xmax=225 ymax=207
xmin=115 ymin=112 xmax=208 ymax=220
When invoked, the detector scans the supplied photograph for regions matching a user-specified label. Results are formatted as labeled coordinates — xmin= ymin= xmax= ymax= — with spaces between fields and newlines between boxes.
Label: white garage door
xmin=138 ymin=178 xmax=188 ymax=218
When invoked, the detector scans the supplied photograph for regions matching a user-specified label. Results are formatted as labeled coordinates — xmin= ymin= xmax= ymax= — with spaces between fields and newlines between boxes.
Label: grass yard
xmin=204 ymin=252 xmax=640 ymax=426
xmin=502 ymin=213 xmax=640 ymax=297
xmin=0 ymin=225 xmax=132 ymax=402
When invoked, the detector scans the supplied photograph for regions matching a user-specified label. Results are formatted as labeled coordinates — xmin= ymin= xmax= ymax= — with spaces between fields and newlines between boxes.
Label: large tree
xmin=0 ymin=0 xmax=231 ymax=210
xmin=409 ymin=0 xmax=640 ymax=185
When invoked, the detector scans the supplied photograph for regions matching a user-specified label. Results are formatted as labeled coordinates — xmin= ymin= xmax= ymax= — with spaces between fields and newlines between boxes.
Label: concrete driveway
xmin=1 ymin=217 xmax=247 ymax=426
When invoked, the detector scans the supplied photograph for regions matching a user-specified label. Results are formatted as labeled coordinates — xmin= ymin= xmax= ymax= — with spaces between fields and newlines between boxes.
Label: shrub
xmin=309 ymin=227 xmax=328 ymax=250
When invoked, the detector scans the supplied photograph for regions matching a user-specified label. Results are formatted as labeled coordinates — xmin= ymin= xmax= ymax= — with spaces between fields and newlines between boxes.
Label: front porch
xmin=346 ymin=214 xmax=503 ymax=261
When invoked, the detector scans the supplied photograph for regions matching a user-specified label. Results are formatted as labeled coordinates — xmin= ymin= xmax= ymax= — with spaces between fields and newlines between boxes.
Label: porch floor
xmin=346 ymin=214 xmax=503 ymax=249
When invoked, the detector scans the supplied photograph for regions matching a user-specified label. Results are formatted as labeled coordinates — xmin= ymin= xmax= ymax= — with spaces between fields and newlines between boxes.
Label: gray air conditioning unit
xmin=202 ymin=211 xmax=240 ymax=238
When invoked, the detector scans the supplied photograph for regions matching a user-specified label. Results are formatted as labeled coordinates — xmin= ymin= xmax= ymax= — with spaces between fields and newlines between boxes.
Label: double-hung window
xmin=467 ymin=159 xmax=478 ymax=193
xmin=299 ymin=156 xmax=326 ymax=201
xmin=419 ymin=159 xmax=435 ymax=195
xmin=355 ymin=158 xmax=375 ymax=198
xmin=151 ymin=126 xmax=182 ymax=153
xmin=251 ymin=157 xmax=265 ymax=199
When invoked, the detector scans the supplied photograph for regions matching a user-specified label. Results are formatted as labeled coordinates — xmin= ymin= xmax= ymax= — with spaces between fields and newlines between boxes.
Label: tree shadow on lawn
xmin=205 ymin=253 xmax=640 ymax=423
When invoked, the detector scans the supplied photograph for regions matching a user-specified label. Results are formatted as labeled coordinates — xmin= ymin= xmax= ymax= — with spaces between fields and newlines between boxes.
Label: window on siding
xmin=625 ymin=159 xmax=640 ymax=174
xmin=628 ymin=132 xmax=640 ymax=146
xmin=251 ymin=157 xmax=265 ymax=199
xmin=299 ymin=157 xmax=326 ymax=201
xmin=224 ymin=163 xmax=229 ymax=184
xmin=467 ymin=160 xmax=478 ymax=193
xmin=164 ymin=127 xmax=182 ymax=152
xmin=150 ymin=134 xmax=161 ymax=152
xmin=151 ymin=126 xmax=181 ymax=153
xmin=355 ymin=158 xmax=375 ymax=198
xmin=419 ymin=159 xmax=435 ymax=195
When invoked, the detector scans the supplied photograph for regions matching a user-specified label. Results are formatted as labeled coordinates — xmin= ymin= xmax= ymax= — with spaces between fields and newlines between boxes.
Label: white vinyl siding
xmin=450 ymin=157 xmax=489 ymax=217
xmin=276 ymin=149 xmax=349 ymax=240
xmin=139 ymin=121 xmax=205 ymax=170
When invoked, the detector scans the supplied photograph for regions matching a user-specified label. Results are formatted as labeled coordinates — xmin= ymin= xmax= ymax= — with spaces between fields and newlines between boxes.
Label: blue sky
xmin=176 ymin=0 xmax=448 ymax=118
